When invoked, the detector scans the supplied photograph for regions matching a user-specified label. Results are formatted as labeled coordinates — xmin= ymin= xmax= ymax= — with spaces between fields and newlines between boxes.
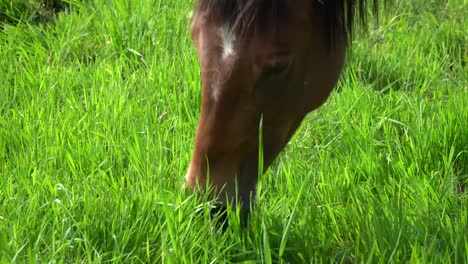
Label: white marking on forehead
xmin=210 ymin=24 xmax=237 ymax=102
xmin=211 ymin=82 xmax=220 ymax=102
xmin=218 ymin=24 xmax=237 ymax=60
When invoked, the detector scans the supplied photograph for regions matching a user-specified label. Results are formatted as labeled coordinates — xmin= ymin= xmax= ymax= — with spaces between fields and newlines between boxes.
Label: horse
xmin=185 ymin=0 xmax=380 ymax=220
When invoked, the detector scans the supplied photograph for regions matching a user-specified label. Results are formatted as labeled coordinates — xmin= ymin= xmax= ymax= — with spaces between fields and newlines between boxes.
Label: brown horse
xmin=186 ymin=0 xmax=379 ymax=217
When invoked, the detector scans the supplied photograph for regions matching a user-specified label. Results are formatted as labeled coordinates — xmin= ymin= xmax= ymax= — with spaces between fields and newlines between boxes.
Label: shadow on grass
xmin=0 ymin=0 xmax=72 ymax=27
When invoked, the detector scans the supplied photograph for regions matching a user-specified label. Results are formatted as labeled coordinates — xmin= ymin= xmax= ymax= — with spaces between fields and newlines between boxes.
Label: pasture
xmin=0 ymin=0 xmax=467 ymax=262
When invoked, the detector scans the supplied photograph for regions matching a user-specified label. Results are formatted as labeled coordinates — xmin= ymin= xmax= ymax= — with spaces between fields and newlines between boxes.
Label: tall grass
xmin=1 ymin=0 xmax=466 ymax=262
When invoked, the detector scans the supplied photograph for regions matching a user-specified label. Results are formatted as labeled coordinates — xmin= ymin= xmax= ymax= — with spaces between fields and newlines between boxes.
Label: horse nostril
xmin=210 ymin=204 xmax=229 ymax=230
xmin=210 ymin=203 xmax=251 ymax=230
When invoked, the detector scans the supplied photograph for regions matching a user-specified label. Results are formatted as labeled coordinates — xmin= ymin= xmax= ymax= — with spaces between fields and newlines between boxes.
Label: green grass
xmin=1 ymin=0 xmax=467 ymax=262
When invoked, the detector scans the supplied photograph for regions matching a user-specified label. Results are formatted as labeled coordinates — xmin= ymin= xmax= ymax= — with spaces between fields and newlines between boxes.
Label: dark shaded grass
xmin=0 ymin=0 xmax=72 ymax=26
xmin=348 ymin=1 xmax=466 ymax=92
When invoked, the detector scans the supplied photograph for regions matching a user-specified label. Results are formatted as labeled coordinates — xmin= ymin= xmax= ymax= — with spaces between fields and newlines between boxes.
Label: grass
xmin=0 ymin=0 xmax=467 ymax=262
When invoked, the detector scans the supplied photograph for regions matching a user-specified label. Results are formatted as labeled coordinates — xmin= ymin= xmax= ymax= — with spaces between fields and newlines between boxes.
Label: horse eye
xmin=263 ymin=58 xmax=291 ymax=77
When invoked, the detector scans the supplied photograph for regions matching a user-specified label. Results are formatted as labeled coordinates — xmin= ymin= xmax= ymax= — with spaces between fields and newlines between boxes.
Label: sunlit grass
xmin=0 ymin=0 xmax=466 ymax=262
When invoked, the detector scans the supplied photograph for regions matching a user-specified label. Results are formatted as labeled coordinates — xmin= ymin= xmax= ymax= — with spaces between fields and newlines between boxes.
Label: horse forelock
xmin=195 ymin=0 xmax=289 ymax=38
xmin=194 ymin=0 xmax=382 ymax=48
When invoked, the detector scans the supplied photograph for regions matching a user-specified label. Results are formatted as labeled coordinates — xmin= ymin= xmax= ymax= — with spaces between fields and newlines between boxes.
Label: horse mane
xmin=194 ymin=0 xmax=380 ymax=46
